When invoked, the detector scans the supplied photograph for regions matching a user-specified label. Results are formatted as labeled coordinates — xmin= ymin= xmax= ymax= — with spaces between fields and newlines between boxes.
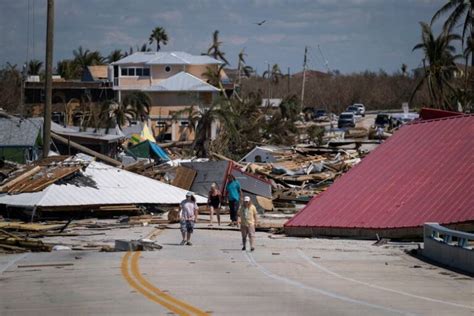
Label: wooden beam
xmin=51 ymin=133 xmax=122 ymax=167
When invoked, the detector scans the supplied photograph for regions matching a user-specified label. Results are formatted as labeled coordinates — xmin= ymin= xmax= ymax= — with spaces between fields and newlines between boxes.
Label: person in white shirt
xmin=179 ymin=192 xmax=199 ymax=246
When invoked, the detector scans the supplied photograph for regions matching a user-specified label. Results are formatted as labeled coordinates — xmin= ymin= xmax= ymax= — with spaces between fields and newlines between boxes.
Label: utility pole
xmin=42 ymin=0 xmax=54 ymax=158
xmin=300 ymin=46 xmax=307 ymax=108
xmin=267 ymin=62 xmax=271 ymax=106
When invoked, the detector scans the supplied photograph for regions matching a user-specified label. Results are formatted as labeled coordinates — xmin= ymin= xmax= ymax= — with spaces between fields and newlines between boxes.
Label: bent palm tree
xmin=237 ymin=49 xmax=254 ymax=82
xmin=99 ymin=100 xmax=137 ymax=132
xmin=431 ymin=0 xmax=473 ymax=67
xmin=263 ymin=64 xmax=283 ymax=84
xmin=411 ymin=22 xmax=461 ymax=110
xmin=206 ymin=30 xmax=229 ymax=65
xmin=122 ymin=91 xmax=151 ymax=121
xmin=149 ymin=26 xmax=168 ymax=52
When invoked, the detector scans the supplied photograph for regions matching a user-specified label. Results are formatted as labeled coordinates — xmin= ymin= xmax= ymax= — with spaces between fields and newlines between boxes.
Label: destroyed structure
xmin=285 ymin=112 xmax=474 ymax=238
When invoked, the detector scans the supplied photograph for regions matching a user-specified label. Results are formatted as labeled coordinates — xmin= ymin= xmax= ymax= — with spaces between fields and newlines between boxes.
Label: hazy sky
xmin=0 ymin=0 xmax=448 ymax=74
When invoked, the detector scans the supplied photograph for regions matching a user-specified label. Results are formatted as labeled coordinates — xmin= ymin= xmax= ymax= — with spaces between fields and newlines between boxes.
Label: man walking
xmin=179 ymin=192 xmax=198 ymax=246
xmin=226 ymin=174 xmax=242 ymax=227
xmin=238 ymin=196 xmax=258 ymax=251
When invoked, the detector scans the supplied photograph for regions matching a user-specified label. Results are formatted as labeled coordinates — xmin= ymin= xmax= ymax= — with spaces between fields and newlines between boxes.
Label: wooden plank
xmin=171 ymin=166 xmax=196 ymax=190
xmin=0 ymin=166 xmax=41 ymax=192
xmin=51 ymin=133 xmax=122 ymax=167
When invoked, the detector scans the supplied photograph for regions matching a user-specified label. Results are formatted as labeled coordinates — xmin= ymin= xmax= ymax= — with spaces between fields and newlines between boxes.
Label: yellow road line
xmin=121 ymin=252 xmax=191 ymax=315
xmin=130 ymin=251 xmax=209 ymax=316
xmin=121 ymin=251 xmax=209 ymax=316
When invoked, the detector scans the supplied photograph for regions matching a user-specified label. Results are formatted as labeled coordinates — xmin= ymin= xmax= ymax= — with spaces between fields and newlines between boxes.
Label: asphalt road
xmin=0 ymin=226 xmax=472 ymax=316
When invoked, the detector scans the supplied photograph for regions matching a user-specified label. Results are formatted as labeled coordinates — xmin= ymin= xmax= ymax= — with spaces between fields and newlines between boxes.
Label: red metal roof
xmin=419 ymin=107 xmax=462 ymax=120
xmin=285 ymin=115 xmax=474 ymax=230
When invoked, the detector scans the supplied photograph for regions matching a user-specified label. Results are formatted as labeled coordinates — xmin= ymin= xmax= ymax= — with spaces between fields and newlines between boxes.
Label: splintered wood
xmin=0 ymin=156 xmax=86 ymax=194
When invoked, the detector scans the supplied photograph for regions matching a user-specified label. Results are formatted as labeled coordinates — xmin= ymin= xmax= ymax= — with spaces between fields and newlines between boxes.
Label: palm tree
xmin=27 ymin=59 xmax=43 ymax=75
xmin=107 ymin=49 xmax=123 ymax=63
xmin=57 ymin=59 xmax=80 ymax=79
xmin=122 ymin=91 xmax=151 ymax=121
xmin=263 ymin=64 xmax=283 ymax=84
xmin=173 ymin=99 xmax=239 ymax=157
xmin=410 ymin=22 xmax=461 ymax=110
xmin=206 ymin=30 xmax=229 ymax=65
xmin=149 ymin=26 xmax=168 ymax=52
xmin=431 ymin=0 xmax=473 ymax=67
xmin=73 ymin=46 xmax=104 ymax=74
xmin=99 ymin=100 xmax=137 ymax=132
xmin=237 ymin=49 xmax=254 ymax=83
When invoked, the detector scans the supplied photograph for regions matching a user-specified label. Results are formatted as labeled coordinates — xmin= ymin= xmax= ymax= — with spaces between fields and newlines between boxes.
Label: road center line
xmin=244 ymin=251 xmax=413 ymax=316
xmin=129 ymin=251 xmax=209 ymax=316
xmin=121 ymin=251 xmax=209 ymax=316
xmin=297 ymin=249 xmax=473 ymax=310
xmin=121 ymin=251 xmax=190 ymax=315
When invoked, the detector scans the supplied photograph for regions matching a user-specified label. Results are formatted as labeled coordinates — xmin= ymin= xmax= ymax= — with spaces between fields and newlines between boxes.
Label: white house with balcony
xmin=110 ymin=52 xmax=224 ymax=142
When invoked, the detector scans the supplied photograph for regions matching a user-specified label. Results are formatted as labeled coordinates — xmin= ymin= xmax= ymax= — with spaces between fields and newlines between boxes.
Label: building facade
xmin=111 ymin=52 xmax=223 ymax=142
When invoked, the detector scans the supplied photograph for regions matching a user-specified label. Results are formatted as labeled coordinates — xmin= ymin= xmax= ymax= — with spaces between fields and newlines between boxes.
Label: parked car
xmin=374 ymin=113 xmax=402 ymax=130
xmin=313 ymin=109 xmax=328 ymax=121
xmin=353 ymin=103 xmax=366 ymax=117
xmin=346 ymin=105 xmax=363 ymax=116
xmin=338 ymin=112 xmax=356 ymax=128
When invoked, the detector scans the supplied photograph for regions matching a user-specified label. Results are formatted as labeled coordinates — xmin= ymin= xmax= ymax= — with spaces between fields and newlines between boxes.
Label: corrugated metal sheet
xmin=0 ymin=159 xmax=207 ymax=207
xmin=230 ymin=165 xmax=272 ymax=198
xmin=285 ymin=115 xmax=474 ymax=230
xmin=182 ymin=161 xmax=229 ymax=197
xmin=112 ymin=52 xmax=222 ymax=66
xmin=144 ymin=72 xmax=219 ymax=92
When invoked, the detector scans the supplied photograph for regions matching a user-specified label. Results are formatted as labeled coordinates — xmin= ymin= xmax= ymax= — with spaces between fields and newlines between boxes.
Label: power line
xmin=26 ymin=0 xmax=30 ymax=63
xmin=32 ymin=0 xmax=35 ymax=59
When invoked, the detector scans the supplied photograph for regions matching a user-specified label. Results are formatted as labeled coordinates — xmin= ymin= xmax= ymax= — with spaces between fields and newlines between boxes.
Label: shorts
xmin=180 ymin=220 xmax=194 ymax=233
xmin=241 ymin=225 xmax=255 ymax=238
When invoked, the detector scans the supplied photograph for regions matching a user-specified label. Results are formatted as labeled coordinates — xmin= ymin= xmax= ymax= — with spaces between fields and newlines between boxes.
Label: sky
xmin=0 ymin=0 xmax=449 ymax=74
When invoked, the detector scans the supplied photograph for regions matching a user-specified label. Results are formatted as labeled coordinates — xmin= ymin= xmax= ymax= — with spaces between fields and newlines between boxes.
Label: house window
xmin=156 ymin=121 xmax=167 ymax=128
xmin=180 ymin=120 xmax=189 ymax=127
xmin=165 ymin=66 xmax=171 ymax=72
xmin=120 ymin=67 xmax=150 ymax=77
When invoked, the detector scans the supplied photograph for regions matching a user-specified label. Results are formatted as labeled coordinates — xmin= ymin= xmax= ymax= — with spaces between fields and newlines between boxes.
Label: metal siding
xmin=0 ymin=160 xmax=207 ymax=207
xmin=285 ymin=115 xmax=474 ymax=230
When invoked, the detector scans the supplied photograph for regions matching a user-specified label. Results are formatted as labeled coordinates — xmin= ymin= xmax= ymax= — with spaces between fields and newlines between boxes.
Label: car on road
xmin=313 ymin=109 xmax=328 ymax=121
xmin=338 ymin=112 xmax=356 ymax=128
xmin=353 ymin=103 xmax=366 ymax=117
xmin=346 ymin=105 xmax=363 ymax=117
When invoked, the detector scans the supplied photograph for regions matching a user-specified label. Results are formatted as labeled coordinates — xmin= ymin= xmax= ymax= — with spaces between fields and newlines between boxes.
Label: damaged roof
xmin=0 ymin=117 xmax=43 ymax=147
xmin=285 ymin=114 xmax=474 ymax=234
xmin=0 ymin=155 xmax=207 ymax=208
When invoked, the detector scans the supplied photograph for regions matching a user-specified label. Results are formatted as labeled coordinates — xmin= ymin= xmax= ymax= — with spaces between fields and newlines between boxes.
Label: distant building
xmin=0 ymin=115 xmax=43 ymax=163
xmin=111 ymin=51 xmax=231 ymax=142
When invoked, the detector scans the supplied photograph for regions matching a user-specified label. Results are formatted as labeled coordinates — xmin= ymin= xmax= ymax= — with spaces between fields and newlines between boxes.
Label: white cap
xmin=244 ymin=196 xmax=251 ymax=202
xmin=186 ymin=191 xmax=193 ymax=197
